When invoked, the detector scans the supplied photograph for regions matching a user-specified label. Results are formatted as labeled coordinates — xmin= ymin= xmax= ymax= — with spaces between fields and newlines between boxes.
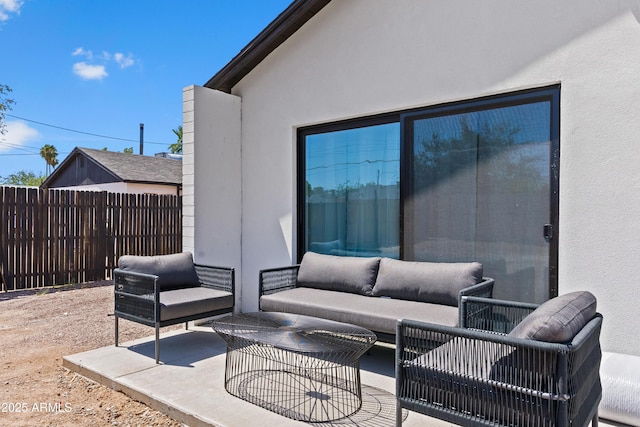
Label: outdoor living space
xmin=63 ymin=323 xmax=620 ymax=427
xmin=63 ymin=324 xmax=438 ymax=427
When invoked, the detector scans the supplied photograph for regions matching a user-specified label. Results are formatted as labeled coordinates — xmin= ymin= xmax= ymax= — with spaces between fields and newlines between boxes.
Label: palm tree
xmin=169 ymin=125 xmax=183 ymax=154
xmin=40 ymin=144 xmax=59 ymax=176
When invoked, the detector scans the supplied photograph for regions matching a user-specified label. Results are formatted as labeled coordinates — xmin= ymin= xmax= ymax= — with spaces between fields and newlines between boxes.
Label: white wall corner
xmin=190 ymin=86 xmax=242 ymax=308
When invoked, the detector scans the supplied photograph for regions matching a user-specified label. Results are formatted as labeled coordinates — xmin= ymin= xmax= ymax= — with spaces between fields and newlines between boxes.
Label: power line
xmin=5 ymin=113 xmax=169 ymax=146
xmin=0 ymin=141 xmax=41 ymax=154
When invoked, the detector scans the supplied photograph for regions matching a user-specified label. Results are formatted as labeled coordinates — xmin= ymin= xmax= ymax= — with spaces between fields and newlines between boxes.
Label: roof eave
xmin=204 ymin=0 xmax=331 ymax=93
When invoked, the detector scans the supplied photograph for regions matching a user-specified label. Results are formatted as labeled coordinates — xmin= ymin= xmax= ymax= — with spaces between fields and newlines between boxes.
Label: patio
xmin=64 ymin=323 xmax=619 ymax=427
xmin=63 ymin=324 xmax=445 ymax=427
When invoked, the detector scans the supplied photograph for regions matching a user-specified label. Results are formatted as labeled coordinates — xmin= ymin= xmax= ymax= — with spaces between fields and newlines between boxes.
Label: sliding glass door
xmin=403 ymin=94 xmax=558 ymax=302
xmin=302 ymin=122 xmax=400 ymax=258
xmin=298 ymin=87 xmax=559 ymax=303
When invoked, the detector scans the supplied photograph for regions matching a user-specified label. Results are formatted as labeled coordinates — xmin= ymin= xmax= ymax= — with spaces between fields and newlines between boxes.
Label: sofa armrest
xmin=259 ymin=265 xmax=300 ymax=297
xmin=194 ymin=264 xmax=235 ymax=295
xmin=460 ymin=295 xmax=538 ymax=333
xmin=459 ymin=277 xmax=494 ymax=299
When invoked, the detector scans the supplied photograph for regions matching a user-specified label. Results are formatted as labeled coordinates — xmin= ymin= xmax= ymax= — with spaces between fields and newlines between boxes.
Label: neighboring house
xmin=183 ymin=0 xmax=640 ymax=357
xmin=41 ymin=147 xmax=182 ymax=195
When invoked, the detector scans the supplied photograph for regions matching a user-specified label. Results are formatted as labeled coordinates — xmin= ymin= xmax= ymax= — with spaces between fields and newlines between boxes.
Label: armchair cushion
xmin=296 ymin=251 xmax=381 ymax=296
xmin=160 ymin=287 xmax=233 ymax=321
xmin=372 ymin=258 xmax=483 ymax=306
xmin=509 ymin=291 xmax=597 ymax=343
xmin=117 ymin=252 xmax=200 ymax=291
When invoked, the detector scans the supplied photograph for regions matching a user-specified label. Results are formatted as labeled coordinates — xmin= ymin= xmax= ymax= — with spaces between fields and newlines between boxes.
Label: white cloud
xmin=0 ymin=0 xmax=23 ymax=22
xmin=114 ymin=52 xmax=134 ymax=69
xmin=70 ymin=48 xmax=137 ymax=80
xmin=0 ymin=120 xmax=40 ymax=153
xmin=72 ymin=62 xmax=108 ymax=80
xmin=72 ymin=47 xmax=93 ymax=59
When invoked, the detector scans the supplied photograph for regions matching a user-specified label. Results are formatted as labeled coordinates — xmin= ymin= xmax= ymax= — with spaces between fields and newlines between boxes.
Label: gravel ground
xmin=0 ymin=281 xmax=184 ymax=426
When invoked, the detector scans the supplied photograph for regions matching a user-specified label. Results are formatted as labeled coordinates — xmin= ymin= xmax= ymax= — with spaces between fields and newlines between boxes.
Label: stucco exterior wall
xmin=190 ymin=0 xmax=640 ymax=355
xmin=182 ymin=85 xmax=242 ymax=310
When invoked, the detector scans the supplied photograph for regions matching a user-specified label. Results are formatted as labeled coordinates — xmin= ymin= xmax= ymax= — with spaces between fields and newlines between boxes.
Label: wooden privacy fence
xmin=0 ymin=186 xmax=182 ymax=291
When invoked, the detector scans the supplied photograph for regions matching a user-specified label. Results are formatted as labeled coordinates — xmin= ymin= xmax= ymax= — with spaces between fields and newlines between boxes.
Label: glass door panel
xmin=405 ymin=101 xmax=553 ymax=303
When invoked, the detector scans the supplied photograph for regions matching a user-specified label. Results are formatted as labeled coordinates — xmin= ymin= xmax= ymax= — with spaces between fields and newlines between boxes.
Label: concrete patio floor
xmin=63 ymin=326 xmax=614 ymax=427
xmin=63 ymin=325 xmax=447 ymax=427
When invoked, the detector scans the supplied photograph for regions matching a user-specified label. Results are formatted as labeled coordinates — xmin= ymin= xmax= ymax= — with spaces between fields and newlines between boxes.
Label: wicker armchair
xmin=396 ymin=292 xmax=602 ymax=427
xmin=114 ymin=252 xmax=234 ymax=363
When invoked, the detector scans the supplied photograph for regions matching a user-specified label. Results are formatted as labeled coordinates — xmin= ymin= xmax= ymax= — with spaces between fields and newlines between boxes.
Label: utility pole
xmin=139 ymin=123 xmax=144 ymax=155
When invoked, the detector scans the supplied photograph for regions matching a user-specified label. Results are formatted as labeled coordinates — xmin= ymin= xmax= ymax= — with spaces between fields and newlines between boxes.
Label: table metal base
xmin=224 ymin=344 xmax=363 ymax=422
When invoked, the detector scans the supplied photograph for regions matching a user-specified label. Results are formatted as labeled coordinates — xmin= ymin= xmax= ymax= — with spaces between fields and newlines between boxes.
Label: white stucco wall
xmin=182 ymin=85 xmax=242 ymax=309
xmin=189 ymin=0 xmax=640 ymax=355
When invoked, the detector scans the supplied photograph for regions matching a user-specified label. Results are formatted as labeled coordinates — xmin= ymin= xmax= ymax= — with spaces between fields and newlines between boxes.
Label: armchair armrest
xmin=194 ymin=264 xmax=235 ymax=294
xmin=114 ymin=268 xmax=158 ymax=293
xmin=457 ymin=277 xmax=494 ymax=328
xmin=396 ymin=318 xmax=570 ymax=401
xmin=259 ymin=265 xmax=300 ymax=297
xmin=460 ymin=296 xmax=538 ymax=333
xmin=396 ymin=316 xmax=602 ymax=426
xmin=113 ymin=269 xmax=159 ymax=322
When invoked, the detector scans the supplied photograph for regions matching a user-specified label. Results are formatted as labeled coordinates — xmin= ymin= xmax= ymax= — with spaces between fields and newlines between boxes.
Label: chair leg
xmin=155 ymin=324 xmax=160 ymax=364
xmin=396 ymin=399 xmax=402 ymax=426
xmin=115 ymin=315 xmax=119 ymax=347
xmin=185 ymin=321 xmax=189 ymax=330
xmin=592 ymin=411 xmax=599 ymax=427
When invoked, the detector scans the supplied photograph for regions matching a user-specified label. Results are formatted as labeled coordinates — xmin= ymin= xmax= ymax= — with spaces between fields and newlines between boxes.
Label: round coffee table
xmin=211 ymin=312 xmax=377 ymax=422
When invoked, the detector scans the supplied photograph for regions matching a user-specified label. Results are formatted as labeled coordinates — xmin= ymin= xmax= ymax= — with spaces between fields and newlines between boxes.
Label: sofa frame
xmin=259 ymin=260 xmax=494 ymax=344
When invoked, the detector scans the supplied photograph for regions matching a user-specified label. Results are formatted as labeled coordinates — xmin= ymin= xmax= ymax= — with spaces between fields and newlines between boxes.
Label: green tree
xmin=169 ymin=125 xmax=183 ymax=154
xmin=0 ymin=170 xmax=46 ymax=186
xmin=39 ymin=144 xmax=59 ymax=176
xmin=123 ymin=147 xmax=134 ymax=154
xmin=0 ymin=84 xmax=16 ymax=135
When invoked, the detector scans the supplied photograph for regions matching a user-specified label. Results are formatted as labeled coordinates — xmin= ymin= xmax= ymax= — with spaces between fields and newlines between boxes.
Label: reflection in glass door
xmin=404 ymin=94 xmax=558 ymax=303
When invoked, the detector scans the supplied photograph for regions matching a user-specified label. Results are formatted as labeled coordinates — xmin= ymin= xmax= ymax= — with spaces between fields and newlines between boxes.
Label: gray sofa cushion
xmin=118 ymin=252 xmax=200 ymax=291
xmin=371 ymin=258 xmax=483 ymax=306
xmin=160 ymin=287 xmax=233 ymax=321
xmin=297 ymin=252 xmax=381 ymax=296
xmin=509 ymin=291 xmax=597 ymax=343
xmin=260 ymin=287 xmax=460 ymax=334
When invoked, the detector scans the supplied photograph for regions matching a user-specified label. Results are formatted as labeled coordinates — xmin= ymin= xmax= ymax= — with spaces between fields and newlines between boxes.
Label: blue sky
xmin=0 ymin=0 xmax=291 ymax=179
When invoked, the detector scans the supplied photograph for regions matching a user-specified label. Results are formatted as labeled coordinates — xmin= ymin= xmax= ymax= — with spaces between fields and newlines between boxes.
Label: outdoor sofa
xmin=396 ymin=291 xmax=602 ymax=427
xmin=113 ymin=252 xmax=235 ymax=363
xmin=259 ymin=251 xmax=494 ymax=343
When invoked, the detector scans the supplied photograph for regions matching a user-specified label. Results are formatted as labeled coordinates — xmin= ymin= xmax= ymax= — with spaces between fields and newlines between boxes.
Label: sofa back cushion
xmin=371 ymin=258 xmax=483 ymax=306
xmin=296 ymin=252 xmax=381 ymax=296
xmin=509 ymin=291 xmax=597 ymax=343
xmin=118 ymin=252 xmax=199 ymax=291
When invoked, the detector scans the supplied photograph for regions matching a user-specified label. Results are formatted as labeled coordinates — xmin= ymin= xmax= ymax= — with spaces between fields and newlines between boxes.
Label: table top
xmin=211 ymin=312 xmax=377 ymax=355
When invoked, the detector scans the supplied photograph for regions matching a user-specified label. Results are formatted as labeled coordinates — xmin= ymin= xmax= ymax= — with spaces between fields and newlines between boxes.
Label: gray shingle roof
xmin=78 ymin=147 xmax=182 ymax=185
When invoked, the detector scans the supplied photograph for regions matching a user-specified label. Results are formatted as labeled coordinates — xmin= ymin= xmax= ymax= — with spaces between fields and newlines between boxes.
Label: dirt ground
xmin=0 ymin=281 xmax=185 ymax=427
